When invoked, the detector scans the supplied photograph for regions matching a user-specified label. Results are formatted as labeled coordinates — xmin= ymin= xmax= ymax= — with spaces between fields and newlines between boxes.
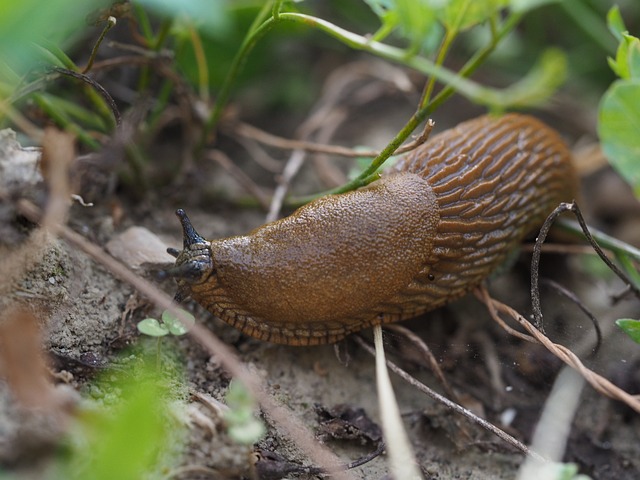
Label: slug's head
xmin=165 ymin=209 xmax=214 ymax=292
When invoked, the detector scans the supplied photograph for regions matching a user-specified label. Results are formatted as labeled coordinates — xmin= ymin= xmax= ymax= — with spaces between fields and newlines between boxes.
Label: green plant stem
xmin=615 ymin=252 xmax=640 ymax=290
xmin=188 ymin=24 xmax=209 ymax=102
xmin=290 ymin=12 xmax=524 ymax=205
xmin=197 ymin=0 xmax=275 ymax=153
xmin=33 ymin=93 xmax=100 ymax=149
xmin=133 ymin=2 xmax=154 ymax=42
xmin=559 ymin=0 xmax=617 ymax=54
xmin=276 ymin=12 xmax=504 ymax=102
xmin=156 ymin=337 xmax=162 ymax=370
xmin=36 ymin=40 xmax=77 ymax=69
xmin=419 ymin=27 xmax=456 ymax=110
xmin=557 ymin=218 xmax=640 ymax=263
xmin=138 ymin=18 xmax=173 ymax=92
xmin=272 ymin=0 xmax=284 ymax=20
xmin=34 ymin=39 xmax=116 ymax=129
xmin=200 ymin=9 xmax=553 ymax=155
xmin=83 ymin=16 xmax=117 ymax=74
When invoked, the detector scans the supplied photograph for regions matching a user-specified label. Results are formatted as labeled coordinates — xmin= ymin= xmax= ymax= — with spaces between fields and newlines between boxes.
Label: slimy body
xmin=168 ymin=114 xmax=578 ymax=345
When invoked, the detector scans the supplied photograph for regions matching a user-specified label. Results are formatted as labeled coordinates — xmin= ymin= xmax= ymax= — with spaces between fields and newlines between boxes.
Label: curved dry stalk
xmin=49 ymin=67 xmax=121 ymax=126
xmin=229 ymin=119 xmax=435 ymax=160
xmin=230 ymin=121 xmax=379 ymax=158
xmin=476 ymin=286 xmax=640 ymax=413
xmin=354 ymin=335 xmax=542 ymax=460
xmin=205 ymin=149 xmax=270 ymax=210
xmin=385 ymin=324 xmax=459 ymax=402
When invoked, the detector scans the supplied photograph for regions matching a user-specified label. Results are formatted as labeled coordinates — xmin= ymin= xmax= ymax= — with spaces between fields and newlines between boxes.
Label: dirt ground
xmin=1 ymin=46 xmax=640 ymax=479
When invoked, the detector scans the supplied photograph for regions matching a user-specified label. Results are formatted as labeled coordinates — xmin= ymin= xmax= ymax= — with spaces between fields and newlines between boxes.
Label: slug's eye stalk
xmin=164 ymin=209 xmax=214 ymax=285
xmin=176 ymin=208 xmax=206 ymax=249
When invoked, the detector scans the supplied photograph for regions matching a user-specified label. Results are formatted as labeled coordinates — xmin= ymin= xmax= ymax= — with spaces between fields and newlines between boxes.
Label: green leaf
xmin=395 ymin=0 xmax=438 ymax=54
xmin=59 ymin=363 xmax=179 ymax=479
xmin=616 ymin=318 xmax=640 ymax=344
xmin=510 ymin=0 xmax=560 ymax=13
xmin=606 ymin=5 xmax=626 ymax=42
xmin=228 ymin=420 xmax=266 ymax=445
xmin=628 ymin=38 xmax=640 ymax=79
xmin=134 ymin=0 xmax=231 ymax=33
xmin=137 ymin=318 xmax=170 ymax=337
xmin=439 ymin=0 xmax=508 ymax=32
xmin=0 ymin=0 xmax=110 ymax=73
xmin=161 ymin=309 xmax=195 ymax=336
xmin=224 ymin=380 xmax=265 ymax=445
xmin=608 ymin=35 xmax=640 ymax=80
xmin=90 ymin=371 xmax=171 ymax=480
xmin=598 ymin=79 xmax=640 ymax=197
xmin=362 ymin=0 xmax=395 ymax=18
xmin=614 ymin=251 xmax=640 ymax=290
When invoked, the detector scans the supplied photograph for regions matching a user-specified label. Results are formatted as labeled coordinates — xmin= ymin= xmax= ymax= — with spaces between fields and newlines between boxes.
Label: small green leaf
xmin=161 ymin=309 xmax=195 ymax=336
xmin=606 ymin=5 xmax=626 ymax=42
xmin=224 ymin=380 xmax=265 ymax=445
xmin=608 ymin=35 xmax=639 ymax=80
xmin=362 ymin=0 xmax=395 ymax=18
xmin=61 ymin=362 xmax=183 ymax=480
xmin=137 ymin=318 xmax=169 ymax=337
xmin=228 ymin=419 xmax=266 ymax=445
xmin=598 ymin=79 xmax=640 ymax=197
xmin=439 ymin=0 xmax=508 ymax=32
xmin=616 ymin=318 xmax=640 ymax=344
xmin=628 ymin=39 xmax=640 ymax=79
xmin=395 ymin=0 xmax=438 ymax=54
xmin=134 ymin=0 xmax=231 ymax=33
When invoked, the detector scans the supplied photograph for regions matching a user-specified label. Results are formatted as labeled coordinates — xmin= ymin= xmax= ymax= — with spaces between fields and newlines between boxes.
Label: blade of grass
xmin=373 ymin=325 xmax=422 ymax=480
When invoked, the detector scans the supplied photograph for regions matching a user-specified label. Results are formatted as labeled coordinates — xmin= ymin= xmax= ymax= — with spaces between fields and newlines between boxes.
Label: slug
xmin=167 ymin=114 xmax=578 ymax=346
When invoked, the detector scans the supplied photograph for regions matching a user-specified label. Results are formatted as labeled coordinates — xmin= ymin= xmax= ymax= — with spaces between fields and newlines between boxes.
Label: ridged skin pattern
xmin=173 ymin=114 xmax=578 ymax=345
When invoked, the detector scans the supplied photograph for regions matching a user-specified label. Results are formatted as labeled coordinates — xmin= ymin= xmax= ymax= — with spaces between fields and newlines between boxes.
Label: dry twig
xmin=475 ymin=286 xmax=640 ymax=413
xmin=205 ymin=149 xmax=271 ymax=210
xmin=354 ymin=335 xmax=543 ymax=460
xmin=385 ymin=324 xmax=459 ymax=402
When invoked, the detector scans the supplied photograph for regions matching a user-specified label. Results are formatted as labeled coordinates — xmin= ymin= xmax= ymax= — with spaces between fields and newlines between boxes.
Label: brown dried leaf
xmin=0 ymin=307 xmax=57 ymax=410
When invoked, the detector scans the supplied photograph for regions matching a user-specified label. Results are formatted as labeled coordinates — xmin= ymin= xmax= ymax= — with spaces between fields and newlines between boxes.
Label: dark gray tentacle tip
xmin=175 ymin=208 xmax=205 ymax=248
xmin=162 ymin=262 xmax=200 ymax=280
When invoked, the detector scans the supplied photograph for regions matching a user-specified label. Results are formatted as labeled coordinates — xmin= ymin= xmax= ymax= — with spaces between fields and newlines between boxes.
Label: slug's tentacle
xmin=176 ymin=208 xmax=206 ymax=248
xmin=166 ymin=209 xmax=214 ymax=285
xmin=168 ymin=114 xmax=578 ymax=346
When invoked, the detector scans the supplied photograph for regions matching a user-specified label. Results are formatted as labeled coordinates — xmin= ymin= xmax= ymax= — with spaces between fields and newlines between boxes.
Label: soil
xmin=1 ymin=65 xmax=640 ymax=480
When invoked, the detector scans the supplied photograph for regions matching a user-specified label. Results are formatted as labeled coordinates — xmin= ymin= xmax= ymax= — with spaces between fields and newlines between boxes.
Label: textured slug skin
xmin=171 ymin=114 xmax=578 ymax=345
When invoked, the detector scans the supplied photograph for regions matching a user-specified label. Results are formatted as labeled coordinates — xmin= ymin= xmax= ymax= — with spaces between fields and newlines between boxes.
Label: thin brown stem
xmin=354 ymin=335 xmax=543 ymax=460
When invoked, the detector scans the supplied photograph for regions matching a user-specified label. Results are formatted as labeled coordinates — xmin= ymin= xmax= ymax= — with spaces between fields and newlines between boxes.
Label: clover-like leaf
xmin=161 ymin=309 xmax=195 ymax=336
xmin=137 ymin=318 xmax=170 ymax=337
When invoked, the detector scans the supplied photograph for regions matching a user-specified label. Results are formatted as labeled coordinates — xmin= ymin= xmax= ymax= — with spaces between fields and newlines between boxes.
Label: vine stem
xmin=197 ymin=0 xmax=274 ymax=153
xmin=291 ymin=11 xmax=524 ymax=204
xmin=199 ymin=8 xmax=525 ymax=158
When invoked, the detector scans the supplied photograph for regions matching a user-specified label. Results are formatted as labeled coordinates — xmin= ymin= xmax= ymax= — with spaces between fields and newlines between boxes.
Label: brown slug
xmin=167 ymin=114 xmax=578 ymax=346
